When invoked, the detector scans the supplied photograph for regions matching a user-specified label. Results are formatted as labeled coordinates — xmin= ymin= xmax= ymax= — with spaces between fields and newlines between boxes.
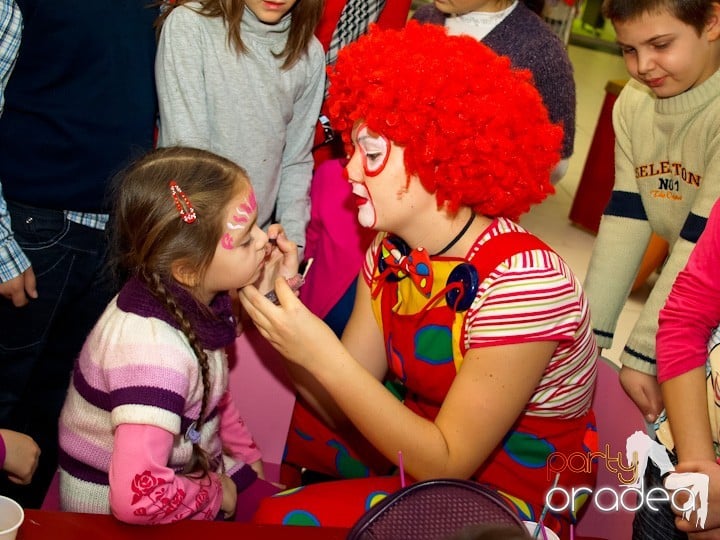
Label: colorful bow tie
xmin=380 ymin=237 xmax=433 ymax=297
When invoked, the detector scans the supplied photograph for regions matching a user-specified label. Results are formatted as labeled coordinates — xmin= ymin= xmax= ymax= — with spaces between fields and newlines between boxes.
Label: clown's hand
xmin=255 ymin=227 xmax=298 ymax=296
xmin=238 ymin=278 xmax=339 ymax=370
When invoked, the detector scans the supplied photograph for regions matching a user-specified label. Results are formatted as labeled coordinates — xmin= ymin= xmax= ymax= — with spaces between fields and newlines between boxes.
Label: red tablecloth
xmin=18 ymin=509 xmax=348 ymax=540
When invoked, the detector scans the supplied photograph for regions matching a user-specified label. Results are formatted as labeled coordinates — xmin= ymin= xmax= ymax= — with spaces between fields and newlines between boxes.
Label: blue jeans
xmin=0 ymin=202 xmax=115 ymax=507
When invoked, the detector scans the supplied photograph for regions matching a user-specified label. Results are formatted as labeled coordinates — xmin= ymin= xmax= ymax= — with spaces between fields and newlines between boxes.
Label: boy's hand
xmin=619 ymin=365 xmax=663 ymax=423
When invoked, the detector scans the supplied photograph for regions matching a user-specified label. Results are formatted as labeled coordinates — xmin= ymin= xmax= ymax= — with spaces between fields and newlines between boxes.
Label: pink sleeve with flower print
xmin=109 ymin=424 xmax=223 ymax=524
xmin=217 ymin=391 xmax=262 ymax=465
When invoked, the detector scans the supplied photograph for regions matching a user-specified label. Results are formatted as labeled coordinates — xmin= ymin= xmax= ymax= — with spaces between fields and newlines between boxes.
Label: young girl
xmin=240 ymin=23 xmax=597 ymax=538
xmin=155 ymin=0 xmax=325 ymax=253
xmin=656 ymin=196 xmax=720 ymax=537
xmin=412 ymin=0 xmax=575 ymax=184
xmin=57 ymin=147 xmax=297 ymax=523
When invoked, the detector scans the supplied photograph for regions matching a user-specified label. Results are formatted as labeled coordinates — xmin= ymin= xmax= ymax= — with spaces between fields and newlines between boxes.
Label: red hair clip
xmin=169 ymin=180 xmax=197 ymax=224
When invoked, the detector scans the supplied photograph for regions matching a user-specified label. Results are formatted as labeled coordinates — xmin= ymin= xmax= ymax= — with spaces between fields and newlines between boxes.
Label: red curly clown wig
xmin=326 ymin=21 xmax=562 ymax=220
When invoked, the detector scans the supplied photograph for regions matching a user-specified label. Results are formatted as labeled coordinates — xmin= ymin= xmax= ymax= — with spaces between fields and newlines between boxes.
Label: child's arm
xmin=583 ymin=86 xmax=653 ymax=362
xmin=217 ymin=391 xmax=262 ymax=466
xmin=660 ymin=367 xmax=715 ymax=463
xmin=585 ymin=89 xmax=661 ymax=418
xmin=658 ymin=198 xmax=720 ymax=383
xmin=658 ymin=198 xmax=720 ymax=462
xmin=274 ymin=43 xmax=326 ymax=252
xmin=109 ymin=423 xmax=225 ymax=523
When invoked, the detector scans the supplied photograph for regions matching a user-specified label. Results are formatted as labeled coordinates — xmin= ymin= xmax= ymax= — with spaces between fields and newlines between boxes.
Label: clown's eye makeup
xmin=356 ymin=124 xmax=390 ymax=176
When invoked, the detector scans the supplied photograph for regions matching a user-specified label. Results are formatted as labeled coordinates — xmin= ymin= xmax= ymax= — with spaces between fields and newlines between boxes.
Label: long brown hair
xmin=156 ymin=0 xmax=323 ymax=69
xmin=110 ymin=146 xmax=251 ymax=476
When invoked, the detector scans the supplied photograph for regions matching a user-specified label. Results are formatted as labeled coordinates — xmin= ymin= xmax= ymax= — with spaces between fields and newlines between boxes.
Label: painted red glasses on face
xmin=355 ymin=123 xmax=390 ymax=176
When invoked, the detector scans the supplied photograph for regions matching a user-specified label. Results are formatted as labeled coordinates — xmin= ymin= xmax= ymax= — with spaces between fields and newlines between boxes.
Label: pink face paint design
xmin=220 ymin=232 xmax=234 ymax=250
xmin=357 ymin=123 xmax=390 ymax=177
xmin=227 ymin=190 xmax=258 ymax=230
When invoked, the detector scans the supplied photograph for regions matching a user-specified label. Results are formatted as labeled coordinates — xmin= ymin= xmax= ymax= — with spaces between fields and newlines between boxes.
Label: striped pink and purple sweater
xmin=58 ymin=278 xmax=261 ymax=521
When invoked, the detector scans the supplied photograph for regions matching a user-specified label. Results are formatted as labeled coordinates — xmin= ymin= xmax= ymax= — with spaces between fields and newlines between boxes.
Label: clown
xmin=239 ymin=22 xmax=597 ymax=539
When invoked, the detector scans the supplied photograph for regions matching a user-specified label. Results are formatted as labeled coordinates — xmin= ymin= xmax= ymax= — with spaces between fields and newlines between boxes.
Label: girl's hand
xmin=249 ymin=459 xmax=265 ymax=480
xmin=219 ymin=474 xmax=237 ymax=519
xmin=254 ymin=228 xmax=299 ymax=296
xmin=238 ymin=279 xmax=339 ymax=369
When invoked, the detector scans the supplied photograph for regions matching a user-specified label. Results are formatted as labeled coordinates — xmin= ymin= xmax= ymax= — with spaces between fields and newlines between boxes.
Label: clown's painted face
xmin=356 ymin=123 xmax=391 ymax=177
xmin=347 ymin=123 xmax=392 ymax=228
xmin=345 ymin=122 xmax=435 ymax=234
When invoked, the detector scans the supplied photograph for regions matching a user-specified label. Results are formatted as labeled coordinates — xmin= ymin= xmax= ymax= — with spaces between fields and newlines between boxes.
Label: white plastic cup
xmin=522 ymin=520 xmax=560 ymax=540
xmin=0 ymin=496 xmax=23 ymax=540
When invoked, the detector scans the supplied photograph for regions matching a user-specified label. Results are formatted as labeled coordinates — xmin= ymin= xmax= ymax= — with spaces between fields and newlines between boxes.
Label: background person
xmin=155 ymin=0 xmax=325 ymax=254
xmin=0 ymin=0 xmax=158 ymax=507
xmin=583 ymin=0 xmax=720 ymax=423
xmin=0 ymin=0 xmax=40 ymax=493
xmin=583 ymin=0 xmax=720 ymax=537
xmin=412 ymin=0 xmax=575 ymax=185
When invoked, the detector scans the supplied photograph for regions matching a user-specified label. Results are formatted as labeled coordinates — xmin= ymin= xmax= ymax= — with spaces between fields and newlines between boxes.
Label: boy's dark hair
xmin=602 ymin=0 xmax=717 ymax=34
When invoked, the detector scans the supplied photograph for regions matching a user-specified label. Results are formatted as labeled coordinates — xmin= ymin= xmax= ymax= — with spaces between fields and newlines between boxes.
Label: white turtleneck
xmin=446 ymin=1 xmax=518 ymax=40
